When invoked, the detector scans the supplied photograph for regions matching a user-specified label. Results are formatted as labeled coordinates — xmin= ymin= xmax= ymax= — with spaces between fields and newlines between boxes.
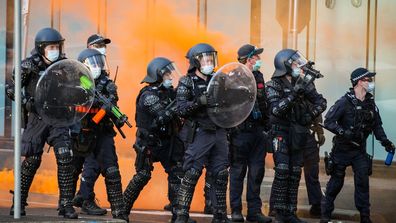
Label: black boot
xmin=81 ymin=198 xmax=107 ymax=215
xmin=164 ymin=203 xmax=172 ymax=211
xmin=104 ymin=167 xmax=129 ymax=222
xmin=174 ymin=168 xmax=201 ymax=223
xmin=59 ymin=199 xmax=78 ymax=219
xmin=72 ymin=192 xmax=84 ymax=208
xmin=288 ymin=214 xmax=307 ymax=223
xmin=309 ymin=204 xmax=321 ymax=217
xmin=246 ymin=212 xmax=272 ymax=223
xmin=211 ymin=212 xmax=232 ymax=223
xmin=123 ymin=169 xmax=151 ymax=214
xmin=9 ymin=199 xmax=27 ymax=216
xmin=231 ymin=210 xmax=244 ymax=222
xmin=360 ymin=215 xmax=372 ymax=223
xmin=274 ymin=211 xmax=291 ymax=223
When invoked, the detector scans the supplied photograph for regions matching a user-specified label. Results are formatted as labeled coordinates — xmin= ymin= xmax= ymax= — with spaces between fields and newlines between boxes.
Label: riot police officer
xmin=303 ymin=114 xmax=325 ymax=217
xmin=266 ymin=49 xmax=327 ymax=223
xmin=320 ymin=67 xmax=395 ymax=223
xmin=228 ymin=44 xmax=272 ymax=223
xmin=6 ymin=27 xmax=78 ymax=219
xmin=123 ymin=57 xmax=195 ymax=223
xmin=70 ymin=48 xmax=128 ymax=221
xmin=174 ymin=43 xmax=231 ymax=223
xmin=72 ymin=34 xmax=112 ymax=215
xmin=268 ymin=113 xmax=325 ymax=219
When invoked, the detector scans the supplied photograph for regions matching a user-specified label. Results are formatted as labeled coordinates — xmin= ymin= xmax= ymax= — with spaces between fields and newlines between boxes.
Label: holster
xmin=367 ymin=153 xmax=373 ymax=176
xmin=72 ymin=128 xmax=96 ymax=157
xmin=21 ymin=106 xmax=28 ymax=129
xmin=324 ymin=152 xmax=334 ymax=176
xmin=185 ymin=120 xmax=197 ymax=143
xmin=133 ymin=143 xmax=152 ymax=171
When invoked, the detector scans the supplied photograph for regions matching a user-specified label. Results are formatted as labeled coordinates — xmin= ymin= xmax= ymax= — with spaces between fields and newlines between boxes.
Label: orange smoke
xmin=1 ymin=0 xmax=255 ymax=212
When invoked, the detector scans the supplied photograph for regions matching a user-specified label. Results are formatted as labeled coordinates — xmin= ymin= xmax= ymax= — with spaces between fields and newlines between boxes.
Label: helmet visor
xmin=83 ymin=54 xmax=109 ymax=72
xmin=196 ymin=52 xmax=218 ymax=68
xmin=289 ymin=51 xmax=308 ymax=68
xmin=161 ymin=62 xmax=183 ymax=87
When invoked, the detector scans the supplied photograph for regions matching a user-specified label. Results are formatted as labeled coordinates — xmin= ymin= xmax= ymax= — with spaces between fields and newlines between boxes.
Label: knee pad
xmin=55 ymin=147 xmax=73 ymax=165
xmin=291 ymin=166 xmax=302 ymax=176
xmin=274 ymin=163 xmax=289 ymax=179
xmin=184 ymin=168 xmax=201 ymax=185
xmin=214 ymin=169 xmax=228 ymax=186
xmin=22 ymin=155 xmax=42 ymax=176
xmin=104 ymin=166 xmax=121 ymax=182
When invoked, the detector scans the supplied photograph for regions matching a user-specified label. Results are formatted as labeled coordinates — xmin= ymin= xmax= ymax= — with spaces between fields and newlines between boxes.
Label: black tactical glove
xmin=316 ymin=132 xmax=326 ymax=147
xmin=5 ymin=84 xmax=15 ymax=100
xmin=24 ymin=97 xmax=35 ymax=113
xmin=293 ymin=83 xmax=306 ymax=95
xmin=382 ymin=139 xmax=395 ymax=153
xmin=197 ymin=92 xmax=208 ymax=105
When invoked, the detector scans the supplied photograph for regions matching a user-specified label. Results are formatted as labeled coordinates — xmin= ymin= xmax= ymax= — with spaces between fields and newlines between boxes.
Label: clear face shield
xmin=160 ymin=62 xmax=182 ymax=88
xmin=83 ymin=54 xmax=109 ymax=79
xmin=289 ymin=51 xmax=308 ymax=68
xmin=196 ymin=52 xmax=218 ymax=75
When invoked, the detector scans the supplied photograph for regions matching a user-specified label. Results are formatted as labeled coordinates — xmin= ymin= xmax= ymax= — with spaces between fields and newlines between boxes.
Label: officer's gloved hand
xmin=315 ymin=132 xmax=326 ymax=146
xmin=197 ymin=92 xmax=208 ymax=106
xmin=293 ymin=83 xmax=306 ymax=96
xmin=25 ymin=97 xmax=35 ymax=113
xmin=382 ymin=139 xmax=395 ymax=153
xmin=5 ymin=84 xmax=15 ymax=100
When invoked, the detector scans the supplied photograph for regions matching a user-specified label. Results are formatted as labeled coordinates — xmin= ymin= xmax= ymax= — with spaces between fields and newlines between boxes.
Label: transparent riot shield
xmin=207 ymin=62 xmax=257 ymax=128
xmin=35 ymin=59 xmax=95 ymax=127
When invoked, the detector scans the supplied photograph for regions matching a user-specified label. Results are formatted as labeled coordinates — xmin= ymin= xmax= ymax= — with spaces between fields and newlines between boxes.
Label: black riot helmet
xmin=187 ymin=43 xmax=218 ymax=75
xmin=34 ymin=27 xmax=65 ymax=57
xmin=273 ymin=48 xmax=298 ymax=77
xmin=78 ymin=48 xmax=109 ymax=79
xmin=142 ymin=57 xmax=181 ymax=84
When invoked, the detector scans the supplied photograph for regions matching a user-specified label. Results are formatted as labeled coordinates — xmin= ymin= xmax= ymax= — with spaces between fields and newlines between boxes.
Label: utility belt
xmin=271 ymin=124 xmax=290 ymax=132
xmin=183 ymin=119 xmax=218 ymax=143
xmin=235 ymin=121 xmax=260 ymax=132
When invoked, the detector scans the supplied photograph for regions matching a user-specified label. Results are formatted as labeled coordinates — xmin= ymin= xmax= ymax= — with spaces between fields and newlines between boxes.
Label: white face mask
xmin=292 ymin=67 xmax=301 ymax=78
xmin=200 ymin=65 xmax=214 ymax=75
xmin=46 ymin=50 xmax=59 ymax=62
xmin=96 ymin=47 xmax=106 ymax=55
xmin=90 ymin=67 xmax=102 ymax=79
xmin=162 ymin=79 xmax=173 ymax=88
xmin=366 ymin=82 xmax=375 ymax=93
